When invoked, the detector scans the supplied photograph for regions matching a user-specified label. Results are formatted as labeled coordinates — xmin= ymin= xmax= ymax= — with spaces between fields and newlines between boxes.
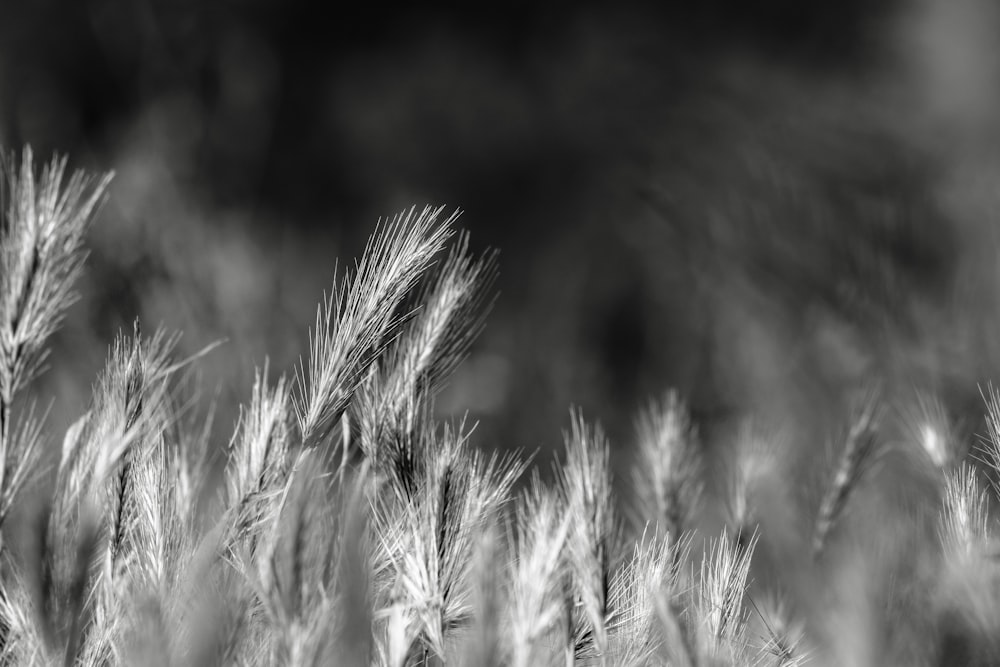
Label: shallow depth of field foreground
xmin=2 ymin=148 xmax=999 ymax=667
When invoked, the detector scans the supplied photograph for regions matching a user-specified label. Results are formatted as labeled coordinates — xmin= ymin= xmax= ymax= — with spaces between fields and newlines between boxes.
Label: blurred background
xmin=3 ymin=0 xmax=1000 ymax=481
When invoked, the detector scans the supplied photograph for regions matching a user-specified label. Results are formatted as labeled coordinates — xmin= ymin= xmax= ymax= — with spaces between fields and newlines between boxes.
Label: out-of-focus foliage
xmin=3 ymin=1 xmax=1000 ymax=473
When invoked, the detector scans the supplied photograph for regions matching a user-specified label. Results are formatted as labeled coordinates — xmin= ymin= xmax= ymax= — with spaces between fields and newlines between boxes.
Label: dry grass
xmin=2 ymin=146 xmax=1000 ymax=666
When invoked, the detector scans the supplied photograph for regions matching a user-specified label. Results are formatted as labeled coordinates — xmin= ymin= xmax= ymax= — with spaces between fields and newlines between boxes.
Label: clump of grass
xmin=295 ymin=205 xmax=454 ymax=449
xmin=606 ymin=529 xmax=687 ymax=665
xmin=752 ymin=594 xmax=808 ymax=667
xmin=631 ymin=392 xmax=702 ymax=555
xmin=373 ymin=419 xmax=524 ymax=665
xmin=0 ymin=147 xmax=112 ymax=540
xmin=812 ymin=388 xmax=885 ymax=558
xmin=557 ymin=411 xmax=620 ymax=663
xmin=9 ymin=144 xmax=1000 ymax=666
xmin=505 ymin=477 xmax=571 ymax=667
xmin=694 ymin=529 xmax=759 ymax=662
xmin=723 ymin=421 xmax=783 ymax=546
xmin=905 ymin=392 xmax=965 ymax=472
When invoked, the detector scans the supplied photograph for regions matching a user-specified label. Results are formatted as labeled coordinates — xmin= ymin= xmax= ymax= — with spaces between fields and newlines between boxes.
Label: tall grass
xmin=2 ymin=146 xmax=1000 ymax=666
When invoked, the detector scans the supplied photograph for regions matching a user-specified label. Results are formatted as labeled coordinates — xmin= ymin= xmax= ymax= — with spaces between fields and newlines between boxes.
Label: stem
xmin=0 ymin=394 xmax=10 ymax=517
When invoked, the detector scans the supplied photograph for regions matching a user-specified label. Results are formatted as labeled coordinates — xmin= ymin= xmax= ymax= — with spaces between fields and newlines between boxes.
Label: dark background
xmin=3 ymin=0 xmax=1000 ymax=483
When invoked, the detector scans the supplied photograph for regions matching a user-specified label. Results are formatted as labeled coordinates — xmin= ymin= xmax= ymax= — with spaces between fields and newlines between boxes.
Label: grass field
xmin=2 ymin=146 xmax=1000 ymax=666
